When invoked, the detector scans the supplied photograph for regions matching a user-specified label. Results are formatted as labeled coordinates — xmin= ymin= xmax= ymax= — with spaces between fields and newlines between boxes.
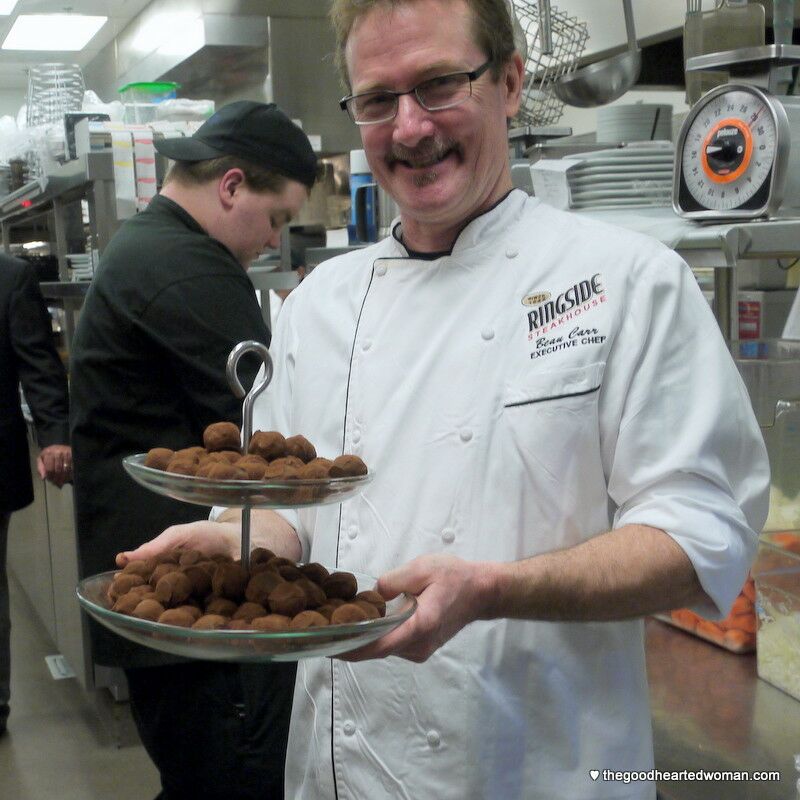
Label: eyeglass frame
xmin=339 ymin=60 xmax=493 ymax=126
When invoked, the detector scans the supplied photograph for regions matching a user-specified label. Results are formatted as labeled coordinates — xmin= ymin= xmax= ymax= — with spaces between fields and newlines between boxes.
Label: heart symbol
xmin=590 ymin=770 xmax=600 ymax=781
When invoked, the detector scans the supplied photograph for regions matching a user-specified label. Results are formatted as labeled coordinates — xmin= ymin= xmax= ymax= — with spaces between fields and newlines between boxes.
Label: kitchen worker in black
xmin=69 ymin=101 xmax=315 ymax=799
xmin=0 ymin=254 xmax=71 ymax=736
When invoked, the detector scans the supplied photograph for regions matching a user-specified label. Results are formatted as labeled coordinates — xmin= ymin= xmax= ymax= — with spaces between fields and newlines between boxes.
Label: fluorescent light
xmin=0 ymin=0 xmax=19 ymax=16
xmin=2 ymin=14 xmax=107 ymax=51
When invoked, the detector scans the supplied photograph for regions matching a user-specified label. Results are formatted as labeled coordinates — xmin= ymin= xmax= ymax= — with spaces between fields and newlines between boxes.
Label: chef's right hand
xmin=116 ymin=520 xmax=242 ymax=567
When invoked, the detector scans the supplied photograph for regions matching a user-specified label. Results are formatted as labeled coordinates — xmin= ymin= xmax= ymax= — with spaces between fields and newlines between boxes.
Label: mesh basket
xmin=512 ymin=0 xmax=588 ymax=127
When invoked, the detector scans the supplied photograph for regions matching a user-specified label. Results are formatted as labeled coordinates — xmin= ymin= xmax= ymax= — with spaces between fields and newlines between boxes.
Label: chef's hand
xmin=37 ymin=444 xmax=72 ymax=488
xmin=116 ymin=520 xmax=242 ymax=567
xmin=341 ymin=554 xmax=491 ymax=663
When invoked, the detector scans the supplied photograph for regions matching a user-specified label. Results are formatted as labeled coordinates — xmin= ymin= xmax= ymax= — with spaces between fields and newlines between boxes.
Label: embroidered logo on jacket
xmin=526 ymin=273 xmax=607 ymax=339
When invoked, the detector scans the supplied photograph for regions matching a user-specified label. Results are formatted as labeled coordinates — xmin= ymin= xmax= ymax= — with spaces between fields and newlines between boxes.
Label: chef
xmin=120 ymin=0 xmax=770 ymax=797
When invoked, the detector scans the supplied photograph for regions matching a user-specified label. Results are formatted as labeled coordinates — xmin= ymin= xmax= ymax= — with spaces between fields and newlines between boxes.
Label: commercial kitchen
xmin=1 ymin=1 xmax=800 ymax=798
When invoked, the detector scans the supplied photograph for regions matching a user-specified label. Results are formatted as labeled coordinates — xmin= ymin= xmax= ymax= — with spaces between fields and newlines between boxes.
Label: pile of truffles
xmin=108 ymin=547 xmax=387 ymax=631
xmin=143 ymin=422 xmax=368 ymax=482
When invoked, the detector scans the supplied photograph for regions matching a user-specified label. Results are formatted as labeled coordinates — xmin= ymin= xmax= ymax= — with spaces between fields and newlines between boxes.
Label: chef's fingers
xmin=116 ymin=520 xmax=240 ymax=566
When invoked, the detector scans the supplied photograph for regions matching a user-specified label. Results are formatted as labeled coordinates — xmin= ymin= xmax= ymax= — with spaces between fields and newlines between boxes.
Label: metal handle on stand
xmin=538 ymin=0 xmax=553 ymax=56
xmin=226 ymin=340 xmax=274 ymax=570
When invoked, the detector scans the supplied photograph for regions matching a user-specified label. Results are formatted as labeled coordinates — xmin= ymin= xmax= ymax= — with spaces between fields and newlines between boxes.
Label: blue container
xmin=348 ymin=150 xmax=377 ymax=244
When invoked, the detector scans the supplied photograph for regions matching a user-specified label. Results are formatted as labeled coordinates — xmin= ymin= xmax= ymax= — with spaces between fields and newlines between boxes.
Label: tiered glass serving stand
xmin=76 ymin=341 xmax=416 ymax=662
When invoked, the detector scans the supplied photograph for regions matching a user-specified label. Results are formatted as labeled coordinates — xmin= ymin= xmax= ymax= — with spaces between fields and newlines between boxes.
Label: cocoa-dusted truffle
xmin=218 ymin=450 xmax=242 ymax=464
xmin=322 ymin=571 xmax=358 ymax=601
xmin=233 ymin=602 xmax=268 ymax=622
xmin=175 ymin=604 xmax=203 ymax=621
xmin=175 ymin=446 xmax=206 ymax=463
xmin=298 ymin=462 xmax=330 ymax=480
xmin=284 ymin=435 xmax=316 ymax=463
xmin=353 ymin=600 xmax=380 ymax=620
xmin=331 ymin=603 xmax=370 ymax=624
xmin=178 ymin=549 xmax=204 ymax=567
xmin=289 ymin=610 xmax=329 ymax=629
xmin=225 ymin=618 xmax=253 ymax=630
xmin=211 ymin=563 xmax=249 ymax=600
xmin=154 ymin=571 xmax=192 ymax=605
xmin=277 ymin=564 xmax=303 ymax=582
xmin=248 ymin=431 xmax=286 ymax=461
xmin=245 ymin=571 xmax=285 ymax=605
xmin=355 ymin=590 xmax=386 ymax=617
xmin=268 ymin=582 xmax=307 ymax=617
xmin=122 ymin=559 xmax=157 ymax=579
xmin=155 ymin=550 xmax=181 ymax=565
xmin=250 ymin=547 xmax=275 ymax=564
xmin=132 ymin=599 xmax=165 ymax=621
xmin=307 ymin=457 xmax=334 ymax=471
xmin=157 ymin=608 xmax=196 ymax=628
xmin=149 ymin=562 xmax=179 ymax=588
xmin=295 ymin=578 xmax=326 ymax=608
xmin=144 ymin=447 xmax=174 ymax=470
xmin=109 ymin=573 xmax=145 ymax=600
xmin=263 ymin=457 xmax=303 ymax=480
xmin=165 ymin=457 xmax=197 ymax=476
xmin=300 ymin=562 xmax=330 ymax=585
xmin=182 ymin=564 xmax=212 ymax=597
xmin=199 ymin=461 xmax=247 ymax=481
xmin=112 ymin=591 xmax=146 ymax=615
xmin=205 ymin=597 xmax=238 ymax=617
xmin=251 ymin=614 xmax=291 ymax=631
xmin=267 ymin=556 xmax=296 ymax=571
xmin=237 ymin=455 xmax=268 ymax=480
xmin=203 ymin=422 xmax=241 ymax=452
xmin=329 ymin=454 xmax=368 ymax=478
xmin=192 ymin=614 xmax=228 ymax=630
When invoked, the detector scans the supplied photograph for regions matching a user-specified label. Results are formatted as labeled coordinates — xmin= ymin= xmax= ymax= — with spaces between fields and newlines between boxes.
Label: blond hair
xmin=329 ymin=0 xmax=516 ymax=87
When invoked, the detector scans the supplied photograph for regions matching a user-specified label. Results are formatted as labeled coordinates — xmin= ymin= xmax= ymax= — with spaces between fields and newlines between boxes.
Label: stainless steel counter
xmin=646 ymin=618 xmax=800 ymax=799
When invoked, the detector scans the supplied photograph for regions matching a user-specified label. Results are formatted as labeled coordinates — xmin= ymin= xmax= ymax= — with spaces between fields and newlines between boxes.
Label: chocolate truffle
xmin=132 ymin=599 xmax=165 ymax=621
xmin=203 ymin=422 xmax=241 ymax=453
xmin=289 ymin=610 xmax=329 ymax=629
xmin=284 ymin=435 xmax=317 ymax=463
xmin=298 ymin=462 xmax=330 ymax=480
xmin=157 ymin=608 xmax=195 ymax=628
xmin=178 ymin=549 xmax=204 ymax=567
xmin=248 ymin=431 xmax=286 ymax=461
xmin=300 ymin=562 xmax=330 ymax=585
xmin=149 ymin=562 xmax=179 ymax=588
xmin=122 ymin=559 xmax=157 ymax=579
xmin=277 ymin=564 xmax=303 ymax=582
xmin=322 ymin=571 xmax=358 ymax=601
xmin=144 ymin=447 xmax=174 ymax=470
xmin=182 ymin=565 xmax=212 ymax=597
xmin=355 ymin=590 xmax=387 ymax=617
xmin=295 ymin=578 xmax=326 ymax=608
xmin=175 ymin=604 xmax=203 ymax=621
xmin=237 ymin=455 xmax=268 ymax=480
xmin=307 ymin=457 xmax=334 ymax=471
xmin=205 ymin=597 xmax=238 ymax=617
xmin=353 ymin=600 xmax=381 ymax=620
xmin=331 ymin=603 xmax=370 ymax=624
xmin=154 ymin=571 xmax=192 ymax=605
xmin=329 ymin=454 xmax=368 ymax=478
xmin=165 ymin=457 xmax=197 ymax=476
xmin=251 ymin=614 xmax=291 ymax=631
xmin=250 ymin=547 xmax=275 ymax=564
xmin=175 ymin=446 xmax=207 ymax=462
xmin=268 ymin=582 xmax=307 ymax=617
xmin=233 ymin=602 xmax=268 ymax=622
xmin=211 ymin=563 xmax=249 ymax=600
xmin=109 ymin=573 xmax=145 ymax=600
xmin=192 ymin=614 xmax=228 ymax=630
xmin=202 ymin=461 xmax=248 ymax=481
xmin=245 ymin=571 xmax=285 ymax=605
xmin=112 ymin=592 xmax=145 ymax=615
xmin=225 ymin=618 xmax=253 ymax=630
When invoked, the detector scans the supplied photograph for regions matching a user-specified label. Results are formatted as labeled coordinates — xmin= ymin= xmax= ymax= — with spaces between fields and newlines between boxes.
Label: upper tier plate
xmin=122 ymin=453 xmax=372 ymax=509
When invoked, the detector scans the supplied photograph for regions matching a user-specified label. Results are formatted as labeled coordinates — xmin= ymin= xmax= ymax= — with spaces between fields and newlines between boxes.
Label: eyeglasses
xmin=339 ymin=60 xmax=492 ymax=126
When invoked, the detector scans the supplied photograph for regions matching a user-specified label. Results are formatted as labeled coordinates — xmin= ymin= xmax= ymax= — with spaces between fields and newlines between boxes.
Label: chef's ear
xmin=218 ymin=168 xmax=246 ymax=209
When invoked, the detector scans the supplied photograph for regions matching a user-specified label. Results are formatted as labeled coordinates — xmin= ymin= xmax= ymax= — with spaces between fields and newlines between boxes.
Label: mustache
xmin=388 ymin=137 xmax=459 ymax=167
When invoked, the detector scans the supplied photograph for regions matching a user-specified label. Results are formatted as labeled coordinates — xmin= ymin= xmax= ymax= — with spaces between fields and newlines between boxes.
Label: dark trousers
xmin=126 ymin=660 xmax=296 ymax=800
xmin=0 ymin=512 xmax=9 ymax=726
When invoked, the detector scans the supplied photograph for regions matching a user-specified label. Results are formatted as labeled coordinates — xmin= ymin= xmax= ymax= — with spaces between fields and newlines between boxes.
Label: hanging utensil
xmin=553 ymin=0 xmax=641 ymax=108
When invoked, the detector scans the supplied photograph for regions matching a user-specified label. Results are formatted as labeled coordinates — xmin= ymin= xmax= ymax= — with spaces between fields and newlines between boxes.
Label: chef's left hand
xmin=340 ymin=554 xmax=491 ymax=663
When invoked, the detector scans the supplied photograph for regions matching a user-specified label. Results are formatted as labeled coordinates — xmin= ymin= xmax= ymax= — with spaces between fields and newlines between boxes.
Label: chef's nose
xmin=392 ymin=93 xmax=436 ymax=148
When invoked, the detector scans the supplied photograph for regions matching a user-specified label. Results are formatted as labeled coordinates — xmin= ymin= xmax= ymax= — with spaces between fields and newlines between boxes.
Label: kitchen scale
xmin=674 ymin=45 xmax=800 ymax=221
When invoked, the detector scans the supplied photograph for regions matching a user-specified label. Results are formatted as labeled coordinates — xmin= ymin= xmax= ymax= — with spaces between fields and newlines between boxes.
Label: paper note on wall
xmin=133 ymin=130 xmax=157 ymax=211
xmin=111 ymin=130 xmax=136 ymax=219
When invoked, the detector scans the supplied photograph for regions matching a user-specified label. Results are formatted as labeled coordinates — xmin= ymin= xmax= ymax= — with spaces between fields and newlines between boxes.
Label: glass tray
xmin=122 ymin=454 xmax=372 ymax=509
xmin=77 ymin=570 xmax=416 ymax=663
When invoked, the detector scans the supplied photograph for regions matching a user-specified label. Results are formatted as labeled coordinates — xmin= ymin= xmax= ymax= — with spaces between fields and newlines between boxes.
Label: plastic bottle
xmin=684 ymin=0 xmax=765 ymax=106
xmin=347 ymin=149 xmax=376 ymax=244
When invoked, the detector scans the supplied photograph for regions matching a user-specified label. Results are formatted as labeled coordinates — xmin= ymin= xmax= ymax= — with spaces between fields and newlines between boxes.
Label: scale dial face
xmin=676 ymin=85 xmax=787 ymax=217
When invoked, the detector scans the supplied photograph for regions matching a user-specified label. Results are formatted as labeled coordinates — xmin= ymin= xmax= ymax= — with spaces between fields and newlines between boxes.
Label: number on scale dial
xmin=681 ymin=88 xmax=776 ymax=211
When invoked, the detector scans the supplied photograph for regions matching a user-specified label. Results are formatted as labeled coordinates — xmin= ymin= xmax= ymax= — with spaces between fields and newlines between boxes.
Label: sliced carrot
xmin=696 ymin=619 xmax=725 ymax=642
xmin=723 ymin=629 xmax=755 ymax=651
xmin=729 ymin=613 xmax=757 ymax=634
xmin=670 ymin=609 xmax=698 ymax=630
xmin=730 ymin=595 xmax=753 ymax=616
xmin=741 ymin=580 xmax=756 ymax=603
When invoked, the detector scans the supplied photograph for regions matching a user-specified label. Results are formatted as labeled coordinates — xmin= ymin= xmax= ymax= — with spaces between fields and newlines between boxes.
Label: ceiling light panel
xmin=0 ymin=0 xmax=19 ymax=15
xmin=2 ymin=14 xmax=108 ymax=51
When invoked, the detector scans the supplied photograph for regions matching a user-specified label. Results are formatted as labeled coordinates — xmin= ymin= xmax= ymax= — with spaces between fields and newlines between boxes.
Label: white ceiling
xmin=0 ymin=0 xmax=152 ymax=92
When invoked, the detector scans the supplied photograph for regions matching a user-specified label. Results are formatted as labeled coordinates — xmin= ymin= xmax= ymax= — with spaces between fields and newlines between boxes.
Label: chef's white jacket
xmin=253 ymin=190 xmax=769 ymax=799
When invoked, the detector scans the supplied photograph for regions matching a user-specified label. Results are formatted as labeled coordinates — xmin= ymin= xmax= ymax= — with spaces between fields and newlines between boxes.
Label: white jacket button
xmin=352 ymin=430 xmax=361 ymax=444
xmin=426 ymin=730 xmax=441 ymax=748
xmin=481 ymin=328 xmax=494 ymax=341
xmin=347 ymin=527 xmax=358 ymax=540
xmin=362 ymin=339 xmax=372 ymax=351
xmin=343 ymin=720 xmax=356 ymax=736
xmin=441 ymin=529 xmax=455 ymax=544
xmin=505 ymin=248 xmax=518 ymax=259
xmin=375 ymin=264 xmax=387 ymax=277
xmin=459 ymin=429 xmax=473 ymax=442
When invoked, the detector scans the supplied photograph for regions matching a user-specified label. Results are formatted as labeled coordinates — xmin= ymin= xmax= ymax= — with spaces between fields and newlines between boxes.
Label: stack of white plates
xmin=596 ymin=104 xmax=672 ymax=145
xmin=530 ymin=142 xmax=675 ymax=210
xmin=67 ymin=252 xmax=93 ymax=282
